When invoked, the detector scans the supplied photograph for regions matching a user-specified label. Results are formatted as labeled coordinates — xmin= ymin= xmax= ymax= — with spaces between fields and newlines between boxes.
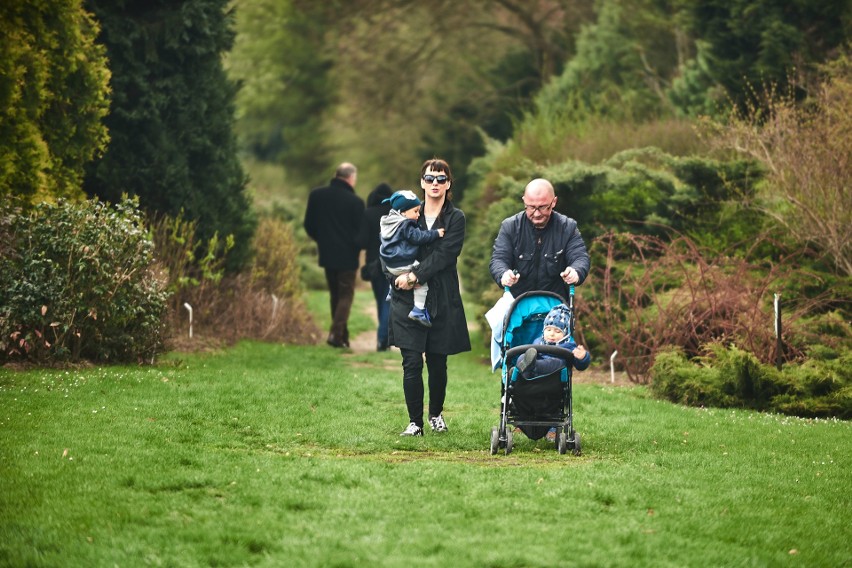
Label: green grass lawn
xmin=2 ymin=293 xmax=851 ymax=567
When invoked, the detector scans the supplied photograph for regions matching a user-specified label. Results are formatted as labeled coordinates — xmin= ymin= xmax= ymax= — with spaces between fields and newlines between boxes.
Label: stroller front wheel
xmin=490 ymin=427 xmax=499 ymax=455
xmin=505 ymin=428 xmax=514 ymax=455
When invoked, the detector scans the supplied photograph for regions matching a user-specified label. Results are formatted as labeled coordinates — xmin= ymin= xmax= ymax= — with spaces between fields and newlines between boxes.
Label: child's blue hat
xmin=382 ymin=190 xmax=421 ymax=212
xmin=543 ymin=304 xmax=572 ymax=336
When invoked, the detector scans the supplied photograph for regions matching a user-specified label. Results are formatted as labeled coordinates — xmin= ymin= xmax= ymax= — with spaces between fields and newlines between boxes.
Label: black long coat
xmin=303 ymin=177 xmax=365 ymax=270
xmin=357 ymin=183 xmax=393 ymax=266
xmin=388 ymin=199 xmax=471 ymax=355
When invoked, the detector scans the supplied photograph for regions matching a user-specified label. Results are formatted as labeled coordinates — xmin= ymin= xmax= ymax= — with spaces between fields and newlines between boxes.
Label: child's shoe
xmin=545 ymin=427 xmax=557 ymax=442
xmin=408 ymin=306 xmax=432 ymax=327
xmin=515 ymin=347 xmax=537 ymax=378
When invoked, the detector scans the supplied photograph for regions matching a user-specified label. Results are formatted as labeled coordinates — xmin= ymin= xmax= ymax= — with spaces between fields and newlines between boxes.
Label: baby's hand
xmin=573 ymin=345 xmax=587 ymax=359
xmin=437 ymin=228 xmax=445 ymax=237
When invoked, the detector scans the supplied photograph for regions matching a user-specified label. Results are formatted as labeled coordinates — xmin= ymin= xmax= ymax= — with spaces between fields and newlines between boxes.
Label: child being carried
xmin=380 ymin=190 xmax=444 ymax=327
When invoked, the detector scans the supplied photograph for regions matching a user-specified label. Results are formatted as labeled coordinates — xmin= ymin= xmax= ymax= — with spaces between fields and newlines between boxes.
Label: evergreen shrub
xmin=0 ymin=198 xmax=167 ymax=364
xmin=651 ymin=344 xmax=851 ymax=419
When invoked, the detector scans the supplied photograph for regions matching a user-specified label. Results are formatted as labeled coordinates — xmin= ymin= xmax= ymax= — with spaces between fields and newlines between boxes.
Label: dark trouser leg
xmin=533 ymin=358 xmax=567 ymax=377
xmin=326 ymin=269 xmax=356 ymax=345
xmin=425 ymin=352 xmax=448 ymax=418
xmin=324 ymin=269 xmax=340 ymax=337
xmin=400 ymin=348 xmax=424 ymax=427
xmin=370 ymin=274 xmax=390 ymax=348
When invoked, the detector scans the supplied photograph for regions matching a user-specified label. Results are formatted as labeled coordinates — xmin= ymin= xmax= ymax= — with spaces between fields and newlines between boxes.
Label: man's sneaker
xmin=408 ymin=306 xmax=433 ymax=327
xmin=545 ymin=427 xmax=557 ymax=442
xmin=400 ymin=422 xmax=423 ymax=437
xmin=516 ymin=347 xmax=537 ymax=377
xmin=428 ymin=414 xmax=448 ymax=433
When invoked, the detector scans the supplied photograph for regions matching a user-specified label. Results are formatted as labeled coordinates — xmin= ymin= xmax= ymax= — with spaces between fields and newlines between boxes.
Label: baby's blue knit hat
xmin=383 ymin=190 xmax=421 ymax=212
xmin=543 ymin=303 xmax=572 ymax=336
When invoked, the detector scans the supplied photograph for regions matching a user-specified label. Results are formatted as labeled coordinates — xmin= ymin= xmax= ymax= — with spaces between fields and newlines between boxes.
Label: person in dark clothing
xmin=390 ymin=158 xmax=471 ymax=437
xmin=489 ymin=178 xmax=590 ymax=298
xmin=304 ymin=162 xmax=365 ymax=348
xmin=357 ymin=182 xmax=393 ymax=351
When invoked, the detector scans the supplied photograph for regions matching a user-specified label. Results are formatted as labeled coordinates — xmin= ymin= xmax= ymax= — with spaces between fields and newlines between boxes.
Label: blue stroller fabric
xmin=501 ymin=292 xmax=569 ymax=384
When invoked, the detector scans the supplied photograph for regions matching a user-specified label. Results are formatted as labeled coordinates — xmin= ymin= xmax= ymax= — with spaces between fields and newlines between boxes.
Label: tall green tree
xmin=671 ymin=0 xmax=851 ymax=114
xmin=83 ymin=0 xmax=254 ymax=270
xmin=0 ymin=0 xmax=110 ymax=203
xmin=537 ymin=0 xmax=688 ymax=121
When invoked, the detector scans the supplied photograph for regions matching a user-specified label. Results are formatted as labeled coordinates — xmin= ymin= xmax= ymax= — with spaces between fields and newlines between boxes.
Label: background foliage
xmin=1 ymin=0 xmax=849 ymax=417
xmin=0 ymin=0 xmax=110 ymax=203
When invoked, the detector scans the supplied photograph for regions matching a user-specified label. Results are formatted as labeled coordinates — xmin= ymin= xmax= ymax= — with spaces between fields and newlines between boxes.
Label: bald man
xmin=489 ymin=178 xmax=590 ymax=297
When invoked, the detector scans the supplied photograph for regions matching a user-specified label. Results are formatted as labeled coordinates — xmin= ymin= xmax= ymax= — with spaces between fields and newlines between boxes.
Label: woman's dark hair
xmin=421 ymin=157 xmax=453 ymax=201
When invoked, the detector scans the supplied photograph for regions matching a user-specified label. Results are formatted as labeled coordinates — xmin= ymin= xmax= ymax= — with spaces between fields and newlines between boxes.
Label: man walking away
xmin=304 ymin=162 xmax=365 ymax=348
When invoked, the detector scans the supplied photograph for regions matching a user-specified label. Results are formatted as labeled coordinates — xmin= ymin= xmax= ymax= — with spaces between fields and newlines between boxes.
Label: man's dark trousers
xmin=325 ymin=269 xmax=356 ymax=347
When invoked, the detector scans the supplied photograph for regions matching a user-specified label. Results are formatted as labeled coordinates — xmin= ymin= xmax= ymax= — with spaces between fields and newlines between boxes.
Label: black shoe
xmin=326 ymin=337 xmax=348 ymax=349
xmin=516 ymin=347 xmax=537 ymax=377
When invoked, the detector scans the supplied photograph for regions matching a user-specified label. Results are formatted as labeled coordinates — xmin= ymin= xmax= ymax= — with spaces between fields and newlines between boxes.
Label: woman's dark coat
xmin=357 ymin=183 xmax=393 ymax=265
xmin=388 ymin=199 xmax=471 ymax=355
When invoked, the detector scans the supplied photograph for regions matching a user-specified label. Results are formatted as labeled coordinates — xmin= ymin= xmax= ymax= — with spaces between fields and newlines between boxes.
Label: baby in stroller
xmin=515 ymin=303 xmax=590 ymax=380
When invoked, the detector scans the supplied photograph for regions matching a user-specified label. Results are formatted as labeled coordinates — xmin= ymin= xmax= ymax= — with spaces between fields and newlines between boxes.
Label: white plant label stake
xmin=183 ymin=302 xmax=193 ymax=339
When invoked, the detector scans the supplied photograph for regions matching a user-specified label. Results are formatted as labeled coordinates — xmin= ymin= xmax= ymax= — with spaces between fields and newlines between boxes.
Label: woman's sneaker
xmin=428 ymin=414 xmax=448 ymax=433
xmin=400 ymin=422 xmax=423 ymax=436
xmin=407 ymin=306 xmax=432 ymax=327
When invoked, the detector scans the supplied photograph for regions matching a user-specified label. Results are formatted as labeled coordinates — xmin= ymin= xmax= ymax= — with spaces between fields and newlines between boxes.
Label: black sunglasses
xmin=422 ymin=174 xmax=449 ymax=184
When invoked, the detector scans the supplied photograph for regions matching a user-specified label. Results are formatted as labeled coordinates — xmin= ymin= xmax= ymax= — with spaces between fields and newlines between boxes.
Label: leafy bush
xmin=651 ymin=344 xmax=851 ymax=419
xmin=149 ymin=211 xmax=233 ymax=317
xmin=705 ymin=51 xmax=852 ymax=276
xmin=0 ymin=198 xmax=167 ymax=364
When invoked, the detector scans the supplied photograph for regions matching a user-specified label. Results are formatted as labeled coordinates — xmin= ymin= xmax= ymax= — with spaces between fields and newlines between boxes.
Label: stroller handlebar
xmin=506 ymin=344 xmax=576 ymax=363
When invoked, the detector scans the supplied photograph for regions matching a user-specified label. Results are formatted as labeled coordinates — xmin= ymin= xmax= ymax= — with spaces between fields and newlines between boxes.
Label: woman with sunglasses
xmin=390 ymin=158 xmax=471 ymax=437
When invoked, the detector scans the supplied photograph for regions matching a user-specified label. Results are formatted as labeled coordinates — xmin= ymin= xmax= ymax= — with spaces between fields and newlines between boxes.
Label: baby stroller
xmin=489 ymin=286 xmax=581 ymax=456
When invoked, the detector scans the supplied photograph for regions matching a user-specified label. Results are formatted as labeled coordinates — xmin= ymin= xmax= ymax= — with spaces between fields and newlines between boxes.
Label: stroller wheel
xmin=505 ymin=428 xmax=514 ymax=455
xmin=557 ymin=431 xmax=568 ymax=454
xmin=490 ymin=427 xmax=499 ymax=455
xmin=571 ymin=431 xmax=582 ymax=456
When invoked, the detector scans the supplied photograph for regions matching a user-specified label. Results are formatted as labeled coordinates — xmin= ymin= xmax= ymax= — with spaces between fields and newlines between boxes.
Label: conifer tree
xmin=0 ymin=1 xmax=110 ymax=203
xmin=83 ymin=0 xmax=255 ymax=270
